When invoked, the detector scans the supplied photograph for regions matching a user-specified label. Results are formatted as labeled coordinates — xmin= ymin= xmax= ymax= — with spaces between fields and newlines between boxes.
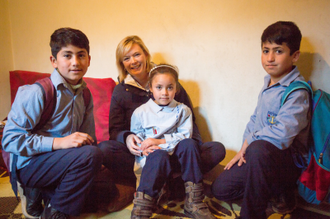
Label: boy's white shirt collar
xmin=124 ymin=74 xmax=149 ymax=91
xmin=264 ymin=66 xmax=300 ymax=88
xmin=51 ymin=68 xmax=86 ymax=93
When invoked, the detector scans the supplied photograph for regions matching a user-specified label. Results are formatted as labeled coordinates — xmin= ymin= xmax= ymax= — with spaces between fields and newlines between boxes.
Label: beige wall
xmin=1 ymin=0 xmax=330 ymax=159
xmin=0 ymin=0 xmax=13 ymax=120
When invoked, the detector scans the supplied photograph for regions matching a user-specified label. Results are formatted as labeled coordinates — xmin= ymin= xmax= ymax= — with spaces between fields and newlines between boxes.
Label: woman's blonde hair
xmin=116 ymin=35 xmax=152 ymax=83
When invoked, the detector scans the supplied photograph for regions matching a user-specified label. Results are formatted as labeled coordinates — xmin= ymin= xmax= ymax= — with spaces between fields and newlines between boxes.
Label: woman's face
xmin=122 ymin=43 xmax=148 ymax=79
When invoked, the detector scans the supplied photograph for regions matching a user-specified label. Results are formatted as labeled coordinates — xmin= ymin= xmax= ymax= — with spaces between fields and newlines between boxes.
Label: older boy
xmin=2 ymin=28 xmax=103 ymax=219
xmin=211 ymin=21 xmax=310 ymax=219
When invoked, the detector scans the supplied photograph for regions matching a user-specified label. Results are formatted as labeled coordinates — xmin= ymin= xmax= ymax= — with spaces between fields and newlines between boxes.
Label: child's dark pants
xmin=137 ymin=138 xmax=204 ymax=198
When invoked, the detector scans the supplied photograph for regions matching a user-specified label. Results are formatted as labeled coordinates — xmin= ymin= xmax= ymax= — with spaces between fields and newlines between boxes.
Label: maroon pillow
xmin=9 ymin=70 xmax=115 ymax=142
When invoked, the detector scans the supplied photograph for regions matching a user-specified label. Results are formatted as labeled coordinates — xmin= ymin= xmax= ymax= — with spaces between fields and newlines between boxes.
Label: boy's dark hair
xmin=50 ymin=27 xmax=90 ymax=58
xmin=261 ymin=21 xmax=302 ymax=55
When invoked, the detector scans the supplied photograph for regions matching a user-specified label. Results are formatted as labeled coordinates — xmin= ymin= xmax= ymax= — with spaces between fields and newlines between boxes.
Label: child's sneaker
xmin=184 ymin=182 xmax=215 ymax=219
xmin=131 ymin=192 xmax=156 ymax=219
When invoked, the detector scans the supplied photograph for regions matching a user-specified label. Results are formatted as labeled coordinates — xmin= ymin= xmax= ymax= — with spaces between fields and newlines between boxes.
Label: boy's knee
xmin=80 ymin=146 xmax=103 ymax=169
xmin=246 ymin=140 xmax=274 ymax=161
xmin=211 ymin=177 xmax=242 ymax=201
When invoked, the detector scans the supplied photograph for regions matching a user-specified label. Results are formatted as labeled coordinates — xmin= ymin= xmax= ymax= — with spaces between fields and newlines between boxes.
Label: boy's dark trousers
xmin=17 ymin=146 xmax=103 ymax=216
xmin=211 ymin=140 xmax=301 ymax=219
xmin=137 ymin=138 xmax=204 ymax=198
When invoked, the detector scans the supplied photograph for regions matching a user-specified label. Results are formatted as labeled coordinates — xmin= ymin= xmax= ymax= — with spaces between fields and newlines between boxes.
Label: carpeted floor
xmin=1 ymin=167 xmax=330 ymax=219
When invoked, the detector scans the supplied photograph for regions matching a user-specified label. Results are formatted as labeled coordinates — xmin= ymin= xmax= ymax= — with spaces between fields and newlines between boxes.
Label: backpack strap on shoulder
xmin=34 ymin=77 xmax=57 ymax=131
xmin=281 ymin=81 xmax=313 ymax=107
xmin=82 ymin=87 xmax=91 ymax=107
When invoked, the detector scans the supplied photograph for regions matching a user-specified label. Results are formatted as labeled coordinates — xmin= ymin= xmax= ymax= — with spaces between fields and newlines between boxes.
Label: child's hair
xmin=148 ymin=64 xmax=180 ymax=93
xmin=50 ymin=27 xmax=90 ymax=58
xmin=261 ymin=21 xmax=302 ymax=55
xmin=116 ymin=35 xmax=152 ymax=83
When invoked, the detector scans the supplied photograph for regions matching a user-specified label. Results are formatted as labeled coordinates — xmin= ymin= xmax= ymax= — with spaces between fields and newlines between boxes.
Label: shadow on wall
xmin=297 ymin=52 xmax=330 ymax=93
xmin=178 ymin=80 xmax=214 ymax=143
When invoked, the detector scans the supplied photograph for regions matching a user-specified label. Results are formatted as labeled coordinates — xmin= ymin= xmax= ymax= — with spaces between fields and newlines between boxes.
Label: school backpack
xmin=2 ymin=77 xmax=91 ymax=195
xmin=281 ymin=80 xmax=330 ymax=204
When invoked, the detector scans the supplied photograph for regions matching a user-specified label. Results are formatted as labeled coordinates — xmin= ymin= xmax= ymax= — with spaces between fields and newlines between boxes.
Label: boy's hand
xmin=53 ymin=132 xmax=94 ymax=150
xmin=141 ymin=138 xmax=165 ymax=150
xmin=224 ymin=151 xmax=242 ymax=170
xmin=238 ymin=139 xmax=249 ymax=165
xmin=126 ymin=134 xmax=142 ymax=156
xmin=224 ymin=140 xmax=249 ymax=170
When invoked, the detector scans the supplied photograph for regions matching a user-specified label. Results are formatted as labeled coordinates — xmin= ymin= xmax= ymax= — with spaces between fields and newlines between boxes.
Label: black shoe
xmin=18 ymin=182 xmax=43 ymax=218
xmin=41 ymin=201 xmax=69 ymax=219
xmin=271 ymin=192 xmax=296 ymax=215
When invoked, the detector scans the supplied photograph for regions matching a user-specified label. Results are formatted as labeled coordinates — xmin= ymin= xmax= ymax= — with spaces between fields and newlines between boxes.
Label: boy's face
xmin=50 ymin=44 xmax=91 ymax=85
xmin=261 ymin=42 xmax=300 ymax=84
xmin=150 ymin=73 xmax=177 ymax=106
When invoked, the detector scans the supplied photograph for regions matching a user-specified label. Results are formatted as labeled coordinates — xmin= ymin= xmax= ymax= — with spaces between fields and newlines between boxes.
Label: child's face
xmin=261 ymin=42 xmax=300 ymax=83
xmin=122 ymin=43 xmax=148 ymax=79
xmin=150 ymin=73 xmax=177 ymax=106
xmin=50 ymin=44 xmax=91 ymax=85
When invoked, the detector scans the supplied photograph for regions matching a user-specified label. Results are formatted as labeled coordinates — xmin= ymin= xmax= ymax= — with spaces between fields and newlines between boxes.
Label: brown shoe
xmin=184 ymin=182 xmax=216 ymax=219
xmin=131 ymin=192 xmax=156 ymax=219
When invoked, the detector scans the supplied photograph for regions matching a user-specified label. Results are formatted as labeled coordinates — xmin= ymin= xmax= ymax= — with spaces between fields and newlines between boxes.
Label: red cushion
xmin=9 ymin=70 xmax=115 ymax=142
xmin=84 ymin=77 xmax=116 ymax=142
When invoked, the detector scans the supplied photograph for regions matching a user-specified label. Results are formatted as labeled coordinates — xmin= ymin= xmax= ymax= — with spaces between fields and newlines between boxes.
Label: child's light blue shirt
xmin=131 ymin=98 xmax=192 ymax=185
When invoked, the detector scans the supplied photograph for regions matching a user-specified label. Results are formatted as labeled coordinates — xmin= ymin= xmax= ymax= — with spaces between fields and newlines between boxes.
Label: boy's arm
xmin=245 ymin=90 xmax=310 ymax=150
xmin=242 ymin=107 xmax=257 ymax=143
xmin=2 ymin=85 xmax=53 ymax=156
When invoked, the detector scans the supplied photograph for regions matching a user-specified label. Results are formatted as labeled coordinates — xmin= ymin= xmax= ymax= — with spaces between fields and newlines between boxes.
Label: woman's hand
xmin=126 ymin=134 xmax=142 ymax=156
xmin=53 ymin=132 xmax=94 ymax=150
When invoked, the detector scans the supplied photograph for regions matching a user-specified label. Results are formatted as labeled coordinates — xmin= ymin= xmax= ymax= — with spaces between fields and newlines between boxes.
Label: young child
xmin=130 ymin=64 xmax=215 ymax=219
xmin=2 ymin=28 xmax=103 ymax=219
xmin=211 ymin=21 xmax=311 ymax=219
